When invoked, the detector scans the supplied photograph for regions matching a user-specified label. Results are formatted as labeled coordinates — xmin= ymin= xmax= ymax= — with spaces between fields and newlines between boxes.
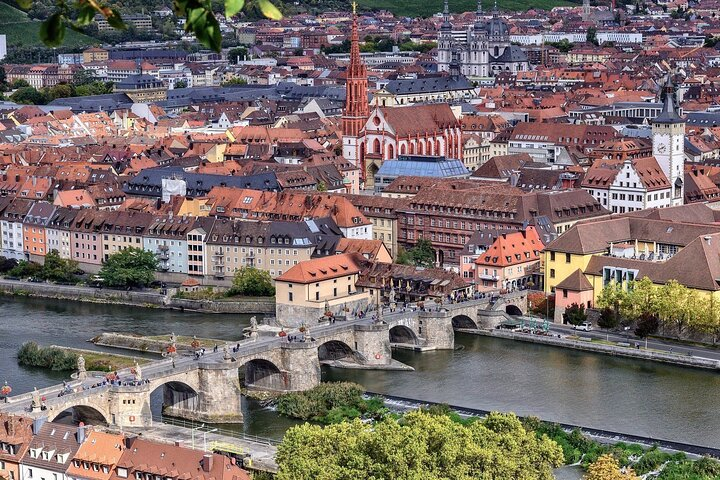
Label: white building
xmin=651 ymin=77 xmax=686 ymax=206
xmin=0 ymin=35 xmax=6 ymax=61
xmin=596 ymin=32 xmax=643 ymax=44
xmin=581 ymin=157 xmax=673 ymax=213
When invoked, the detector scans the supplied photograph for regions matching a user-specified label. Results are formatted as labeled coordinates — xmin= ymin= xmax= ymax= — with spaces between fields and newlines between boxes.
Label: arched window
xmin=436 ymin=139 xmax=443 ymax=156
xmin=409 ymin=142 xmax=416 ymax=154
xmin=400 ymin=143 xmax=407 ymax=155
xmin=387 ymin=144 xmax=395 ymax=159
xmin=494 ymin=46 xmax=499 ymax=57
xmin=419 ymin=140 xmax=425 ymax=155
xmin=373 ymin=138 xmax=381 ymax=154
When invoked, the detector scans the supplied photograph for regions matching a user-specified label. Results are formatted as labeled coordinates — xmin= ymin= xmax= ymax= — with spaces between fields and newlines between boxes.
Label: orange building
xmin=0 ymin=414 xmax=34 ymax=480
xmin=67 ymin=430 xmax=125 ymax=480
xmin=22 ymin=202 xmax=56 ymax=260
xmin=473 ymin=226 xmax=544 ymax=293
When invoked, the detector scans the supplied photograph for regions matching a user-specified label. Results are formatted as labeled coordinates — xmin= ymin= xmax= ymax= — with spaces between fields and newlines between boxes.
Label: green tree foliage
xmin=228 ymin=266 xmax=274 ymax=296
xmin=403 ymin=238 xmax=435 ymax=268
xmin=0 ymin=256 xmax=19 ymax=273
xmin=72 ymin=68 xmax=97 ymax=86
xmin=633 ymin=312 xmax=659 ymax=339
xmin=227 ymin=46 xmax=248 ymax=63
xmin=17 ymin=341 xmax=78 ymax=371
xmin=597 ymin=307 xmax=618 ymax=339
xmin=8 ymin=260 xmax=43 ymax=278
xmin=221 ymin=77 xmax=248 ymax=86
xmin=587 ymin=26 xmax=598 ymax=46
xmin=41 ymin=249 xmax=79 ymax=283
xmin=174 ymin=79 xmax=188 ymax=89
xmin=19 ymin=0 xmax=282 ymax=51
xmin=9 ymin=86 xmax=48 ymax=105
xmin=547 ymin=38 xmax=574 ymax=52
xmin=275 ymin=410 xmax=564 ymax=480
xmin=563 ymin=302 xmax=587 ymax=326
xmin=75 ymin=81 xmax=114 ymax=96
xmin=276 ymin=382 xmax=375 ymax=422
xmin=585 ymin=454 xmax=639 ymax=480
xmin=98 ymin=247 xmax=158 ymax=288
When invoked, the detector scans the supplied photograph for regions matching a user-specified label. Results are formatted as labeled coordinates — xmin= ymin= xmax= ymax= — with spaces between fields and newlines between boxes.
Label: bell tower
xmin=652 ymin=74 xmax=685 ymax=206
xmin=342 ymin=2 xmax=369 ymax=169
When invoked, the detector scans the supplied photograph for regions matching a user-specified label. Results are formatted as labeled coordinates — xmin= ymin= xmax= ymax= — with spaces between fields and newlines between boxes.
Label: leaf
xmin=224 ymin=0 xmax=244 ymax=18
xmin=16 ymin=0 xmax=32 ymax=10
xmin=39 ymin=13 xmax=66 ymax=47
xmin=106 ymin=8 xmax=126 ymax=29
xmin=75 ymin=4 xmax=96 ymax=26
xmin=258 ymin=0 xmax=281 ymax=20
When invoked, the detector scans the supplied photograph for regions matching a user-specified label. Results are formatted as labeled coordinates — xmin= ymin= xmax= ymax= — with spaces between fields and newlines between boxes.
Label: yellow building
xmin=82 ymin=47 xmax=109 ymax=64
xmin=274 ymin=253 xmax=371 ymax=325
xmin=544 ymin=209 xmax=720 ymax=320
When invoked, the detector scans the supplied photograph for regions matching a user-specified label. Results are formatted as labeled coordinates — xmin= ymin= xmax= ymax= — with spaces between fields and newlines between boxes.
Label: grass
xmin=71 ymin=349 xmax=150 ymax=371
xmin=357 ymin=0 xmax=575 ymax=17
xmin=0 ymin=1 xmax=96 ymax=48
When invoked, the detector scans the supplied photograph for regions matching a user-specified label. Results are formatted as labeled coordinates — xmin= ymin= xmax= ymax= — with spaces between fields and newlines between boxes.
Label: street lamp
xmin=203 ymin=428 xmax=218 ymax=452
xmin=191 ymin=423 xmax=204 ymax=450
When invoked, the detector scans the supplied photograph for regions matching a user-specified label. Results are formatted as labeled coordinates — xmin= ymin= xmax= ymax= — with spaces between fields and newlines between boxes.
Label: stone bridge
xmin=0 ymin=293 xmax=526 ymax=428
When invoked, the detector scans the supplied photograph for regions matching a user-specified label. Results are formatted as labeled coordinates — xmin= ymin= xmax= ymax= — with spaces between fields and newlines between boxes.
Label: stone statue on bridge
xmin=249 ymin=316 xmax=259 ymax=340
xmin=133 ymin=361 xmax=142 ymax=382
xmin=223 ymin=344 xmax=231 ymax=361
xmin=30 ymin=387 xmax=41 ymax=412
xmin=77 ymin=354 xmax=87 ymax=380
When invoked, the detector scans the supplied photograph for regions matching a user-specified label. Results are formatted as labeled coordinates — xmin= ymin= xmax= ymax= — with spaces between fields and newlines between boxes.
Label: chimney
xmin=704 ymin=235 xmax=712 ymax=246
xmin=201 ymin=454 xmax=213 ymax=473
xmin=77 ymin=424 xmax=86 ymax=444
xmin=32 ymin=417 xmax=46 ymax=434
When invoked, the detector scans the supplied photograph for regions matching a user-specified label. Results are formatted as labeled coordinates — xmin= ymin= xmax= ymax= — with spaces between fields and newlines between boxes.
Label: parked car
xmin=573 ymin=322 xmax=593 ymax=332
xmin=28 ymin=276 xmax=44 ymax=283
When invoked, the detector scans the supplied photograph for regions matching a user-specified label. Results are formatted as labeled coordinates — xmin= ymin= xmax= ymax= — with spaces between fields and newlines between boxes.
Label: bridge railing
xmin=152 ymin=414 xmax=280 ymax=447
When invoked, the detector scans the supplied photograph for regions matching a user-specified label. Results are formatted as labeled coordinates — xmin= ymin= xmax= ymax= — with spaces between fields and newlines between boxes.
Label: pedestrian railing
xmin=152 ymin=414 xmax=280 ymax=446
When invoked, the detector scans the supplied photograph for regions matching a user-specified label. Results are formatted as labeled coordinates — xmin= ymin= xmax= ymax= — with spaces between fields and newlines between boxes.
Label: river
xmin=2 ymin=295 xmax=719 ymax=447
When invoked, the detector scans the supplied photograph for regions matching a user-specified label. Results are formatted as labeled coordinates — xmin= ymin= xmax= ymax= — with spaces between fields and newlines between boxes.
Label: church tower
xmin=652 ymin=74 xmax=685 ymax=206
xmin=342 ymin=2 xmax=369 ymax=168
xmin=469 ymin=0 xmax=489 ymax=77
xmin=436 ymin=0 xmax=453 ymax=72
xmin=581 ymin=0 xmax=591 ymax=21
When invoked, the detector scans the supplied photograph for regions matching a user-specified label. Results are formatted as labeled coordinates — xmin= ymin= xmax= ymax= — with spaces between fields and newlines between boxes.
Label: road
xmin=546 ymin=323 xmax=720 ymax=361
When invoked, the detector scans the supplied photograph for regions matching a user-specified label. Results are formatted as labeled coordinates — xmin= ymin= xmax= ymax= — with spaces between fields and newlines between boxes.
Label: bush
xmin=9 ymin=260 xmax=43 ymax=278
xmin=228 ymin=266 xmax=274 ymax=297
xmin=563 ymin=303 xmax=587 ymax=326
xmin=276 ymin=382 xmax=367 ymax=422
xmin=17 ymin=342 xmax=78 ymax=371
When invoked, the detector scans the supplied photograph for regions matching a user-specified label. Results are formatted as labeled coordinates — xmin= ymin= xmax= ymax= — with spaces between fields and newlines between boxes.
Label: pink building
xmin=553 ymin=269 xmax=594 ymax=323
xmin=70 ymin=209 xmax=105 ymax=269
xmin=473 ymin=226 xmax=543 ymax=293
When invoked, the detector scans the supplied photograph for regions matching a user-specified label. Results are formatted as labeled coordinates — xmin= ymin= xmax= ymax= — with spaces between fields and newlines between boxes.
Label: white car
xmin=573 ymin=322 xmax=593 ymax=331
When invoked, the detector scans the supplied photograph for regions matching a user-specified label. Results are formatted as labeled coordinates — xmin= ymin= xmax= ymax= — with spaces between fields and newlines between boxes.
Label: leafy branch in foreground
xmin=21 ymin=0 xmax=282 ymax=51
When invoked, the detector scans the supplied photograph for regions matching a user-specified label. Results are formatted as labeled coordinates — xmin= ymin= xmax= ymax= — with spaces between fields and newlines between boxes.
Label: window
xmin=550 ymin=268 xmax=555 ymax=278
xmin=563 ymin=289 xmax=568 ymax=298
xmin=289 ymin=292 xmax=293 ymax=301
xmin=565 ymin=253 xmax=571 ymax=263
xmin=550 ymin=251 xmax=555 ymax=261
xmin=117 ymin=469 xmax=128 ymax=478
xmin=315 ymin=291 xmax=319 ymax=301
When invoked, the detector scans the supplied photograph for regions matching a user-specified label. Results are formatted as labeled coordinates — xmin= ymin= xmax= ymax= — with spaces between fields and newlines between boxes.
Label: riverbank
xmin=17 ymin=342 xmax=151 ymax=372
xmin=91 ymin=332 xmax=245 ymax=354
xmin=461 ymin=329 xmax=720 ymax=371
xmin=0 ymin=278 xmax=275 ymax=314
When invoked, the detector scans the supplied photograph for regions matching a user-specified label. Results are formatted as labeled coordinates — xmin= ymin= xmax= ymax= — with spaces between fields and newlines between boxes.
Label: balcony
xmin=212 ymin=250 xmax=224 ymax=257
xmin=213 ymin=266 xmax=225 ymax=279
xmin=478 ymin=273 xmax=499 ymax=281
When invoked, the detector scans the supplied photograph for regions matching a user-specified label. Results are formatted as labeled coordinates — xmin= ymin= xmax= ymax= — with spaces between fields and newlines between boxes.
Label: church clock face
xmin=657 ymin=143 xmax=667 ymax=154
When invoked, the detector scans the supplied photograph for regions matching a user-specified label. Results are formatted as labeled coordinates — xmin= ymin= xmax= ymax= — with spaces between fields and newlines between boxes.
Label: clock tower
xmin=652 ymin=74 xmax=685 ymax=206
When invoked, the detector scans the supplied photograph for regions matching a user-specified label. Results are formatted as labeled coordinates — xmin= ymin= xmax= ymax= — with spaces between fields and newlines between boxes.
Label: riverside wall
xmin=462 ymin=329 xmax=720 ymax=371
xmin=0 ymin=279 xmax=275 ymax=314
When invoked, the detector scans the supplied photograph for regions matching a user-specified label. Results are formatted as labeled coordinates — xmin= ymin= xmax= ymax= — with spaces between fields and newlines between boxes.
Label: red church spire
xmin=342 ymin=2 xmax=369 ymax=140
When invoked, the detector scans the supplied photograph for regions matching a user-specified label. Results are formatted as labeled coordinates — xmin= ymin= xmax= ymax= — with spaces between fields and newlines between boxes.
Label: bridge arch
xmin=505 ymin=305 xmax=523 ymax=316
xmin=49 ymin=404 xmax=110 ymax=426
xmin=389 ymin=325 xmax=419 ymax=344
xmin=451 ymin=314 xmax=478 ymax=330
xmin=318 ymin=340 xmax=356 ymax=362
xmin=239 ymin=358 xmax=286 ymax=391
xmin=150 ymin=380 xmax=199 ymax=418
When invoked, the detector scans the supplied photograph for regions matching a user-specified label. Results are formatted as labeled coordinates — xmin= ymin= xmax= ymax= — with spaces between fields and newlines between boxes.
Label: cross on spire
xmin=352 ymin=1 xmax=357 ymax=14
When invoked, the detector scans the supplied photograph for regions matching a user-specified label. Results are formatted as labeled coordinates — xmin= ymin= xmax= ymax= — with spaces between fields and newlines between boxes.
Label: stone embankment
xmin=0 ymin=278 xmax=274 ymax=314
xmin=461 ymin=329 xmax=720 ymax=370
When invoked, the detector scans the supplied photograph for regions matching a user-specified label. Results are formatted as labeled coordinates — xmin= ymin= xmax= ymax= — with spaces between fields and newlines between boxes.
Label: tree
xmin=275 ymin=411 xmax=564 ymax=480
xmin=563 ymin=303 xmax=587 ymax=326
xmin=174 ymin=80 xmax=188 ymax=89
xmin=597 ymin=307 xmax=618 ymax=340
xmin=228 ymin=266 xmax=274 ymax=297
xmin=10 ymin=86 xmax=47 ymax=105
xmin=597 ymin=280 xmax=628 ymax=325
xmin=45 ymin=83 xmax=75 ymax=101
xmin=408 ymin=239 xmax=436 ymax=268
xmin=75 ymin=81 xmax=113 ymax=97
xmin=41 ymin=249 xmax=79 ymax=283
xmin=11 ymin=79 xmax=30 ymax=89
xmin=587 ymin=26 xmax=598 ymax=45
xmin=548 ymin=39 xmax=574 ymax=53
xmin=585 ymin=454 xmax=639 ymax=480
xmin=99 ymin=248 xmax=158 ymax=288
xmin=634 ymin=312 xmax=660 ymax=348
xmin=72 ymin=69 xmax=97 ymax=86
xmin=227 ymin=46 xmax=248 ymax=64
xmin=623 ymin=277 xmax=658 ymax=323
xmin=221 ymin=77 xmax=248 ymax=86
xmin=22 ymin=0 xmax=283 ymax=52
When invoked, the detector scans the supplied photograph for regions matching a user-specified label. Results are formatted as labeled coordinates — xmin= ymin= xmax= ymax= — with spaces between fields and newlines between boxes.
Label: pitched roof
xmin=377 ymin=104 xmax=459 ymax=138
xmin=475 ymin=227 xmax=543 ymax=267
xmin=276 ymin=252 xmax=365 ymax=284
xmin=555 ymin=268 xmax=593 ymax=291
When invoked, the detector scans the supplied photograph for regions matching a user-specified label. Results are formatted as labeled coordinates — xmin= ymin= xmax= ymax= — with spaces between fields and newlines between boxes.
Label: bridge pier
xmin=280 ymin=341 xmax=321 ymax=391
xmin=353 ymin=323 xmax=392 ymax=366
xmin=418 ymin=310 xmax=455 ymax=350
xmin=109 ymin=385 xmax=153 ymax=428
xmin=193 ymin=363 xmax=243 ymax=424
